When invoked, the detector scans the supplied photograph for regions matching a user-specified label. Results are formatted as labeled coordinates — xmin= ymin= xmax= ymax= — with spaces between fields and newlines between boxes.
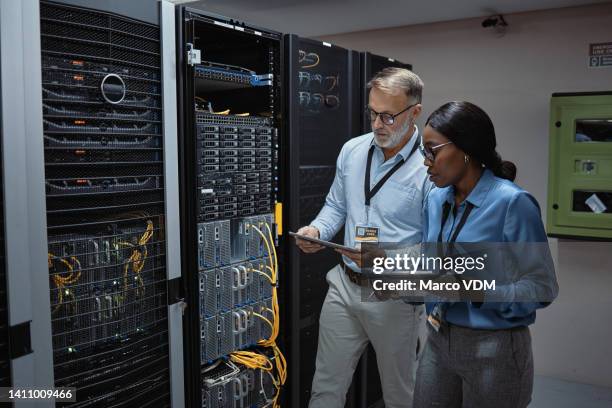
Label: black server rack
xmin=359 ymin=52 xmax=413 ymax=135
xmin=285 ymin=34 xmax=361 ymax=407
xmin=356 ymin=51 xmax=413 ymax=408
xmin=39 ymin=1 xmax=173 ymax=405
xmin=177 ymin=7 xmax=286 ymax=408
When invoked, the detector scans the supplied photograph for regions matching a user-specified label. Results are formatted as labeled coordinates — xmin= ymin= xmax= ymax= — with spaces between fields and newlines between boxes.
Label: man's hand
xmin=335 ymin=247 xmax=363 ymax=267
xmin=336 ymin=244 xmax=386 ymax=269
xmin=294 ymin=226 xmax=324 ymax=253
xmin=361 ymin=244 xmax=387 ymax=270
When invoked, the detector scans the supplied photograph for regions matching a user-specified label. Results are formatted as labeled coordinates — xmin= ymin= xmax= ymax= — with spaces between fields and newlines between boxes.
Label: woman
xmin=413 ymin=101 xmax=558 ymax=408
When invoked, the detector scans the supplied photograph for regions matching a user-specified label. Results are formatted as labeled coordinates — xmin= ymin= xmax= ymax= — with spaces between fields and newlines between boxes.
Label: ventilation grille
xmin=40 ymin=2 xmax=169 ymax=406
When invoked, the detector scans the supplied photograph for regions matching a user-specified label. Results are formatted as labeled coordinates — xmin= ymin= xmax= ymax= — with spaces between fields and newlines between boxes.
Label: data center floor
xmin=530 ymin=376 xmax=612 ymax=408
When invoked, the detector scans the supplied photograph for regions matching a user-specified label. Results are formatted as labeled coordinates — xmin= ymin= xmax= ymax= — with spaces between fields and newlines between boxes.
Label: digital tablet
xmin=289 ymin=231 xmax=361 ymax=254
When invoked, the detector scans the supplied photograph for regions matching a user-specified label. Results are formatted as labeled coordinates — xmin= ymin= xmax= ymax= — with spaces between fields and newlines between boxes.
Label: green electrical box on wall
xmin=547 ymin=92 xmax=612 ymax=240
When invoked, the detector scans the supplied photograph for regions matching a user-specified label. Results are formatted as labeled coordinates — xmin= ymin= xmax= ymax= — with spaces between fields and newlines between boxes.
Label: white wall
xmin=321 ymin=3 xmax=612 ymax=388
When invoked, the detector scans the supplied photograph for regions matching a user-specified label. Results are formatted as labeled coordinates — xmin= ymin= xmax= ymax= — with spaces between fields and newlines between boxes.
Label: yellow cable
xmin=250 ymin=268 xmax=273 ymax=283
xmin=49 ymin=252 xmax=82 ymax=314
xmin=239 ymin=221 xmax=287 ymax=407
xmin=271 ymin=344 xmax=286 ymax=408
xmin=252 ymin=312 xmax=274 ymax=334
xmin=230 ymin=350 xmax=273 ymax=371
xmin=252 ymin=225 xmax=274 ymax=277
xmin=122 ymin=220 xmax=154 ymax=295
xmin=264 ymin=223 xmax=278 ymax=274
xmin=274 ymin=344 xmax=287 ymax=384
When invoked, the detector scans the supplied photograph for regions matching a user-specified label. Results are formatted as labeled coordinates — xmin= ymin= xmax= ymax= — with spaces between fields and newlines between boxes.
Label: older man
xmin=295 ymin=68 xmax=433 ymax=408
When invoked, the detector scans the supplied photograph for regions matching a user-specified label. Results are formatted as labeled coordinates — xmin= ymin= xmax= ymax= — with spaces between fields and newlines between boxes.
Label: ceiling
xmin=180 ymin=0 xmax=612 ymax=37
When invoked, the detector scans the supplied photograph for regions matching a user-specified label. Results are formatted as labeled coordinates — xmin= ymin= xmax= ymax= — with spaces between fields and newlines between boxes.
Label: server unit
xmin=285 ymin=34 xmax=361 ymax=407
xmin=177 ymin=7 xmax=285 ymax=408
xmin=0 ymin=0 xmax=184 ymax=406
xmin=356 ymin=51 xmax=413 ymax=408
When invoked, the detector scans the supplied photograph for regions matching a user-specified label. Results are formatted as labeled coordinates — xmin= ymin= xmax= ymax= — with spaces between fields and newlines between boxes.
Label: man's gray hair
xmin=367 ymin=67 xmax=423 ymax=104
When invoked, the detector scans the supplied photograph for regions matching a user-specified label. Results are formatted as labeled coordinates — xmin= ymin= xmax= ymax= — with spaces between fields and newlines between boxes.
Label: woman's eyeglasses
xmin=419 ymin=141 xmax=453 ymax=161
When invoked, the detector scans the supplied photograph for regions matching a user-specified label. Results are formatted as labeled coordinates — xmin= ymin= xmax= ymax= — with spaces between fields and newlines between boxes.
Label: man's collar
xmin=397 ymin=125 xmax=419 ymax=161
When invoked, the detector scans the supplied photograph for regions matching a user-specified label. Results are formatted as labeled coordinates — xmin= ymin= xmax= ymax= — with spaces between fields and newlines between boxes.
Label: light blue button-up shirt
xmin=423 ymin=168 xmax=558 ymax=329
xmin=311 ymin=129 xmax=433 ymax=272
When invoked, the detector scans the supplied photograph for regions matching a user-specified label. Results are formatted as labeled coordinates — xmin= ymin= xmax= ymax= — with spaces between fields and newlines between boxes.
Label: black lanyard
xmin=364 ymin=136 xmax=420 ymax=206
xmin=437 ymin=201 xmax=475 ymax=243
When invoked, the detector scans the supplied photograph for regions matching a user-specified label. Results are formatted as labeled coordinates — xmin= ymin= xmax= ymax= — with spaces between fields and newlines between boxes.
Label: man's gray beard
xmin=374 ymin=119 xmax=412 ymax=149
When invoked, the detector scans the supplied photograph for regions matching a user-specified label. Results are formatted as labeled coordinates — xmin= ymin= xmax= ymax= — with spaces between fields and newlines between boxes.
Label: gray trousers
xmin=414 ymin=322 xmax=534 ymax=408
xmin=309 ymin=264 xmax=425 ymax=408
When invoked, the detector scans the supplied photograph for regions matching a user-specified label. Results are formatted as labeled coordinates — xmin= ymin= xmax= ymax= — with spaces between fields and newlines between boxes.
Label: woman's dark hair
xmin=425 ymin=101 xmax=517 ymax=181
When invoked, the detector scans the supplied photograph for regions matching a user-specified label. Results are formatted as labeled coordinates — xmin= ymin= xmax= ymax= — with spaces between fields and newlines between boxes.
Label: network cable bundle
xmin=180 ymin=8 xmax=286 ymax=407
xmin=41 ymin=1 xmax=170 ymax=405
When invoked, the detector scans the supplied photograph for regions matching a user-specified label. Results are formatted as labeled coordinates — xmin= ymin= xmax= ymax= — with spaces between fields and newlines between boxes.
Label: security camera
xmin=481 ymin=15 xmax=507 ymax=29
xmin=482 ymin=14 xmax=508 ymax=36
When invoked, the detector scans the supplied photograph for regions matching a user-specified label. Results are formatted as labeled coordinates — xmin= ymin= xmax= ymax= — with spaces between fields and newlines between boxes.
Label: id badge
xmin=355 ymin=224 xmax=379 ymax=249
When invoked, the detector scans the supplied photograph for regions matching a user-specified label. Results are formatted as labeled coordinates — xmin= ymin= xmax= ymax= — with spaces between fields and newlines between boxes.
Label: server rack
xmin=177 ymin=7 xmax=286 ymax=408
xmin=1 ymin=0 xmax=185 ymax=406
xmin=285 ymin=34 xmax=361 ymax=407
xmin=356 ymin=51 xmax=413 ymax=408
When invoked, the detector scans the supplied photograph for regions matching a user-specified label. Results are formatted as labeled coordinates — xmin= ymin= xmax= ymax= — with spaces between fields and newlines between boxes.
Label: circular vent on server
xmin=100 ymin=73 xmax=126 ymax=104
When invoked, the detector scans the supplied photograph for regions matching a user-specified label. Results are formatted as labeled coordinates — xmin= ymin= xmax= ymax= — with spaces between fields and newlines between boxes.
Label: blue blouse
xmin=422 ymin=169 xmax=557 ymax=329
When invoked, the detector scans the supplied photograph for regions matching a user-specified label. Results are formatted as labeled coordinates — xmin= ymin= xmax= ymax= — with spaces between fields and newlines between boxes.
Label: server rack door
xmin=357 ymin=51 xmax=413 ymax=408
xmin=160 ymin=2 xmax=186 ymax=407
xmin=359 ymin=52 xmax=413 ymax=135
xmin=285 ymin=34 xmax=360 ymax=408
xmin=1 ymin=1 xmax=55 ymax=405
xmin=0 ymin=115 xmax=8 ymax=391
xmin=38 ymin=0 xmax=177 ymax=405
xmin=178 ymin=7 xmax=286 ymax=408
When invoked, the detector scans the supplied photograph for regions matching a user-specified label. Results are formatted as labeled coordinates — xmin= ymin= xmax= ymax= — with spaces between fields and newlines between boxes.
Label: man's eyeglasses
xmin=419 ymin=140 xmax=453 ymax=161
xmin=366 ymin=103 xmax=416 ymax=126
